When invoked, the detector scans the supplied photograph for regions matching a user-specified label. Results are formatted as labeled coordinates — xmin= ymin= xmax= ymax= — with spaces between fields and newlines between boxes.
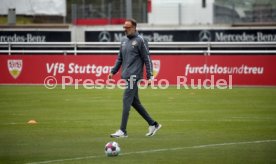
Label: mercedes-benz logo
xmin=98 ymin=31 xmax=111 ymax=42
xmin=199 ymin=30 xmax=211 ymax=42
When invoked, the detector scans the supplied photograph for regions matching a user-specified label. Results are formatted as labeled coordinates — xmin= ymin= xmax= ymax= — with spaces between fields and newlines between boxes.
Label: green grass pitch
xmin=0 ymin=86 xmax=276 ymax=164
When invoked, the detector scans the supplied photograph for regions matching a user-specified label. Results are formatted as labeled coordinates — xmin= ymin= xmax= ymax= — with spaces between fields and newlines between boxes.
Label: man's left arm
xmin=139 ymin=38 xmax=153 ymax=80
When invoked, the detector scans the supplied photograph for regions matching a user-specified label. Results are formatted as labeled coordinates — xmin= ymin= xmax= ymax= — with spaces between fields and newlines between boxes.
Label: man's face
xmin=123 ymin=21 xmax=136 ymax=36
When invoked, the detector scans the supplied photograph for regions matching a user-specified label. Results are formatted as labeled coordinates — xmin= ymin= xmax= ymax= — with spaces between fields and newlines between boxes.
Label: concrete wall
xmin=148 ymin=0 xmax=214 ymax=25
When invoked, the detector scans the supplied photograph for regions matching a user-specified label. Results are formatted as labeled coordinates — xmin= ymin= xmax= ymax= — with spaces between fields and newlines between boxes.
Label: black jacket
xmin=111 ymin=32 xmax=153 ymax=80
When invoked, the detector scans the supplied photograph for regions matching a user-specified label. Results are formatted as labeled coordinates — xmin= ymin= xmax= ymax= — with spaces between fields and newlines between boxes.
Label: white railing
xmin=0 ymin=42 xmax=276 ymax=55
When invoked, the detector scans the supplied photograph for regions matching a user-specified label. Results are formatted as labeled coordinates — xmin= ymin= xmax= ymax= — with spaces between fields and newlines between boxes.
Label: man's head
xmin=123 ymin=18 xmax=137 ymax=37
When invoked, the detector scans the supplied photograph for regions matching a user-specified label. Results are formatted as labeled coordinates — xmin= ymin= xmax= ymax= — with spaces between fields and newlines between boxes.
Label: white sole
xmin=110 ymin=135 xmax=128 ymax=138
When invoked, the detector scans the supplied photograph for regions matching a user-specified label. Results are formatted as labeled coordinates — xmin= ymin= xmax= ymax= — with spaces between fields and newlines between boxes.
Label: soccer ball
xmin=105 ymin=141 xmax=120 ymax=157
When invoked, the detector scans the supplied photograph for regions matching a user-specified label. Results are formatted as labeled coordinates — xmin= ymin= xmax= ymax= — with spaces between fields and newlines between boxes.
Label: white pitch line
xmin=26 ymin=155 xmax=106 ymax=164
xmin=26 ymin=139 xmax=276 ymax=164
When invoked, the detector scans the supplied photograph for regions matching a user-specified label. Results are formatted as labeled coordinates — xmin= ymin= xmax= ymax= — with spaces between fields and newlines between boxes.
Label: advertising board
xmin=1 ymin=55 xmax=275 ymax=86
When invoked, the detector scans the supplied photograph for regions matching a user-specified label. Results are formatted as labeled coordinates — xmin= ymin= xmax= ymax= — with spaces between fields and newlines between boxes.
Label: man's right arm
xmin=109 ymin=49 xmax=123 ymax=79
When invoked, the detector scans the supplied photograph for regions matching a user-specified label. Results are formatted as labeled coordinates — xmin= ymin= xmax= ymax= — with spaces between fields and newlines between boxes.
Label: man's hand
xmin=147 ymin=76 xmax=154 ymax=86
xmin=108 ymin=73 xmax=113 ymax=80
xmin=147 ymin=79 xmax=152 ymax=86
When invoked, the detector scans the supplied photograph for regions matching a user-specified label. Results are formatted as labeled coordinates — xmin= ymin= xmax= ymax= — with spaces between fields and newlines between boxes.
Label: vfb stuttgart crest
xmin=8 ymin=60 xmax=23 ymax=79
xmin=152 ymin=60 xmax=160 ymax=78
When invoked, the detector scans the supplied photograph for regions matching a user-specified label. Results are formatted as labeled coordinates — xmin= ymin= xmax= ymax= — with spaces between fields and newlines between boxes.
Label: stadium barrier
xmin=0 ymin=42 xmax=276 ymax=86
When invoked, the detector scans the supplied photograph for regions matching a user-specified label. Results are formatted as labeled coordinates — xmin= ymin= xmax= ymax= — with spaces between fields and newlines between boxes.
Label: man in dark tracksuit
xmin=108 ymin=18 xmax=161 ymax=138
